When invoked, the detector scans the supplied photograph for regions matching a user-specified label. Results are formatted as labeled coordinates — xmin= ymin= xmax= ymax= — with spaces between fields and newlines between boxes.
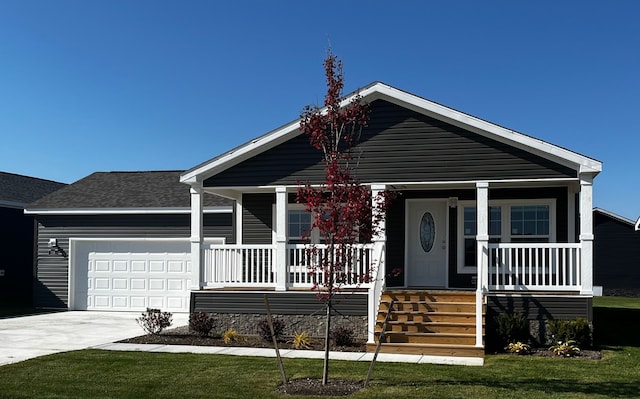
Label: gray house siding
xmin=594 ymin=211 xmax=640 ymax=295
xmin=242 ymin=193 xmax=274 ymax=244
xmin=34 ymin=213 xmax=233 ymax=308
xmin=204 ymin=100 xmax=576 ymax=187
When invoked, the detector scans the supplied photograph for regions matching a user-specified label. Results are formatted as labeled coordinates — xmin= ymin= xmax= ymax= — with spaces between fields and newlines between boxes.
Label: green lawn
xmin=0 ymin=297 xmax=638 ymax=399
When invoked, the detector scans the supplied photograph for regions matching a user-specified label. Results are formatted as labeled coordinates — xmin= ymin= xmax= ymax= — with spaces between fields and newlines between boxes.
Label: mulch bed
xmin=277 ymin=378 xmax=364 ymax=396
xmin=119 ymin=325 xmax=367 ymax=352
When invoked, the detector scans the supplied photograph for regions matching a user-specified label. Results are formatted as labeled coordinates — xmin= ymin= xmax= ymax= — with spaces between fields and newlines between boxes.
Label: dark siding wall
xmin=242 ymin=193 xmax=274 ymax=244
xmin=205 ymin=100 xmax=576 ymax=187
xmin=191 ymin=291 xmax=367 ymax=316
xmin=385 ymin=187 xmax=569 ymax=288
xmin=486 ymin=294 xmax=592 ymax=348
xmin=594 ymin=212 xmax=640 ymax=293
xmin=34 ymin=213 xmax=233 ymax=308
xmin=0 ymin=207 xmax=35 ymax=306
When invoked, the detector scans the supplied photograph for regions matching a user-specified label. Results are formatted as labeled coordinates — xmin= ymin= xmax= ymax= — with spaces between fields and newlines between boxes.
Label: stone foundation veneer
xmin=209 ymin=313 xmax=368 ymax=340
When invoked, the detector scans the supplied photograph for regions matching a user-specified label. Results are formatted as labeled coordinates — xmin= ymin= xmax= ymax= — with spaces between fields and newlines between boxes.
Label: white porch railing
xmin=203 ymin=244 xmax=276 ymax=287
xmin=487 ymin=243 xmax=582 ymax=291
xmin=287 ymin=243 xmax=375 ymax=288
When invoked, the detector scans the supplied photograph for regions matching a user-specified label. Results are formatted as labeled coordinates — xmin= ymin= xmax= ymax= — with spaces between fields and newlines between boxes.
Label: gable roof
xmin=181 ymin=82 xmax=602 ymax=185
xmin=26 ymin=171 xmax=232 ymax=215
xmin=593 ymin=208 xmax=636 ymax=227
xmin=0 ymin=172 xmax=66 ymax=208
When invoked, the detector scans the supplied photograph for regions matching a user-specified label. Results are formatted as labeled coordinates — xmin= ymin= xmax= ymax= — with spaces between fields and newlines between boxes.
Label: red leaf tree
xmin=296 ymin=50 xmax=393 ymax=384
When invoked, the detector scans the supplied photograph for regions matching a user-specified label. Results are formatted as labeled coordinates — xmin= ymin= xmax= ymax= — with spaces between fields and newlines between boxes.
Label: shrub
xmin=222 ymin=329 xmax=244 ymax=344
xmin=550 ymin=340 xmax=581 ymax=357
xmin=495 ymin=312 xmax=529 ymax=347
xmin=136 ymin=308 xmax=172 ymax=335
xmin=291 ymin=331 xmax=312 ymax=350
xmin=507 ymin=341 xmax=531 ymax=355
xmin=257 ymin=317 xmax=286 ymax=342
xmin=331 ymin=326 xmax=355 ymax=347
xmin=189 ymin=312 xmax=216 ymax=337
xmin=548 ymin=318 xmax=591 ymax=348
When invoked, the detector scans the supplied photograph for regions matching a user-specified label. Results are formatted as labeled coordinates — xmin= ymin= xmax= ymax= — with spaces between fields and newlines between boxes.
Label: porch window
xmin=462 ymin=206 xmax=502 ymax=267
xmin=510 ymin=205 xmax=550 ymax=243
xmin=457 ymin=200 xmax=555 ymax=272
xmin=288 ymin=209 xmax=312 ymax=243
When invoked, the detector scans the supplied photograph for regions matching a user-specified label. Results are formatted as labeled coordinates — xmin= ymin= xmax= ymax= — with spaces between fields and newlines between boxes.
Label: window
xmin=462 ymin=206 xmax=502 ymax=268
xmin=288 ymin=209 xmax=312 ymax=243
xmin=457 ymin=200 xmax=555 ymax=272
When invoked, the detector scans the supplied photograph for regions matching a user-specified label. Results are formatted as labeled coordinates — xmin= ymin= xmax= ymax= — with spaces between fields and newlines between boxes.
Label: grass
xmin=0 ymin=297 xmax=638 ymax=398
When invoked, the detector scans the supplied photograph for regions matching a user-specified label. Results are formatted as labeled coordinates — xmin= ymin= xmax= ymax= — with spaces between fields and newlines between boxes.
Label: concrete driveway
xmin=0 ymin=311 xmax=188 ymax=366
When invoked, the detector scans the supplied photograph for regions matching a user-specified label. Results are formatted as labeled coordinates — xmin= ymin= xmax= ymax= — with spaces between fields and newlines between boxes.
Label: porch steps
xmin=367 ymin=290 xmax=485 ymax=358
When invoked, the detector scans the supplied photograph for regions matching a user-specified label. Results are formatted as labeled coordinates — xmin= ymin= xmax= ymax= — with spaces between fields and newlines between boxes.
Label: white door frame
xmin=404 ymin=199 xmax=449 ymax=288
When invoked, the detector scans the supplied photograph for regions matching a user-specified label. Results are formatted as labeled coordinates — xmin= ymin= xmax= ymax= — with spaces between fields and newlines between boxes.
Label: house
xmin=594 ymin=208 xmax=640 ymax=296
xmin=0 ymin=172 xmax=66 ymax=306
xmin=25 ymin=171 xmax=233 ymax=311
xmin=179 ymin=82 xmax=602 ymax=358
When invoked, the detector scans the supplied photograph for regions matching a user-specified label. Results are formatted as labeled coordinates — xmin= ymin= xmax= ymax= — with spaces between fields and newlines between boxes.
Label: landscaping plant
xmin=258 ymin=317 xmax=286 ymax=342
xmin=507 ymin=341 xmax=531 ymax=355
xmin=222 ymin=329 xmax=244 ymax=344
xmin=550 ymin=340 xmax=581 ymax=357
xmin=291 ymin=331 xmax=312 ymax=350
xmin=136 ymin=308 xmax=172 ymax=335
xmin=188 ymin=311 xmax=216 ymax=337
xmin=548 ymin=318 xmax=591 ymax=348
xmin=331 ymin=326 xmax=356 ymax=347
xmin=495 ymin=311 xmax=529 ymax=347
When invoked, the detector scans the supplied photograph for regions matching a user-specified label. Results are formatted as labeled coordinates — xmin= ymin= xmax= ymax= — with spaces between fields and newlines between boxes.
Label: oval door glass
xmin=419 ymin=212 xmax=435 ymax=252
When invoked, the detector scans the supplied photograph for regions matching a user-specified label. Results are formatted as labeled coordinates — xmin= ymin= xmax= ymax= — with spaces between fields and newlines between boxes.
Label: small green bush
xmin=257 ymin=317 xmax=286 ymax=342
xmin=331 ymin=326 xmax=356 ymax=347
xmin=136 ymin=308 xmax=172 ymax=335
xmin=189 ymin=312 xmax=216 ymax=337
xmin=547 ymin=318 xmax=591 ymax=348
xmin=495 ymin=312 xmax=529 ymax=347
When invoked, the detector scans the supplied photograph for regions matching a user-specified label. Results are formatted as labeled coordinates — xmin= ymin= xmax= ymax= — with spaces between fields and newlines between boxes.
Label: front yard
xmin=0 ymin=297 xmax=638 ymax=399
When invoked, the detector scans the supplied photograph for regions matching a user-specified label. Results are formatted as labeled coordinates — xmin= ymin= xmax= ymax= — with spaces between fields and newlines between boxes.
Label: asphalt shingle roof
xmin=0 ymin=172 xmax=66 ymax=206
xmin=27 ymin=171 xmax=231 ymax=210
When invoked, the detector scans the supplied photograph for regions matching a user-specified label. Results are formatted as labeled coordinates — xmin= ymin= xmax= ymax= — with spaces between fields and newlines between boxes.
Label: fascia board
xmin=24 ymin=206 xmax=233 ymax=215
xmin=371 ymin=84 xmax=602 ymax=174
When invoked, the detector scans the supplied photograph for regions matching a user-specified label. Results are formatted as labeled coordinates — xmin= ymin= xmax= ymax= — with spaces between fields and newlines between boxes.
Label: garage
xmin=70 ymin=239 xmax=192 ymax=312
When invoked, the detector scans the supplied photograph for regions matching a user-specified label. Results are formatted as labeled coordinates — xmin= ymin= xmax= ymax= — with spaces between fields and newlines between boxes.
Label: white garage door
xmin=70 ymin=240 xmax=192 ymax=312
xmin=87 ymin=251 xmax=192 ymax=312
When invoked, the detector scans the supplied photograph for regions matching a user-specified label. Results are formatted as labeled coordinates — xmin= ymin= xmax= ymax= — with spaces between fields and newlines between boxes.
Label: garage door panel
xmin=86 ymin=249 xmax=190 ymax=312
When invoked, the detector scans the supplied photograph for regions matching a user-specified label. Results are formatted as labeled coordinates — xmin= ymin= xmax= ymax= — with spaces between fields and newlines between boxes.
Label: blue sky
xmin=1 ymin=1 xmax=638 ymax=219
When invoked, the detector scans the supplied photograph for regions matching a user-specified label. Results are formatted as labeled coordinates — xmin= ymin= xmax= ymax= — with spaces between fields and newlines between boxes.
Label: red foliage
xmin=296 ymin=50 xmax=394 ymax=301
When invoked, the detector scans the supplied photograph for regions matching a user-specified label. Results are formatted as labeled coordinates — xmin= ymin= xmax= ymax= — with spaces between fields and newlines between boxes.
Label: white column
xmin=368 ymin=184 xmax=387 ymax=344
xmin=579 ymin=174 xmax=594 ymax=295
xmin=190 ymin=183 xmax=204 ymax=291
xmin=275 ymin=186 xmax=288 ymax=291
xmin=475 ymin=181 xmax=489 ymax=347
xmin=235 ymin=195 xmax=243 ymax=245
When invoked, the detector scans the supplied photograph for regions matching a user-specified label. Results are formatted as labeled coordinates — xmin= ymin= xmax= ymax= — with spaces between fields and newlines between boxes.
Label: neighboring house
xmin=593 ymin=208 xmax=640 ymax=296
xmin=179 ymin=82 xmax=602 ymax=359
xmin=25 ymin=171 xmax=233 ymax=311
xmin=0 ymin=172 xmax=66 ymax=306
xmin=636 ymin=216 xmax=640 ymax=232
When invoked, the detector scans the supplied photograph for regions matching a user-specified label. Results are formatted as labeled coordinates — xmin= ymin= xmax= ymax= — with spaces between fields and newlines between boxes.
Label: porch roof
xmin=180 ymin=82 xmax=602 ymax=187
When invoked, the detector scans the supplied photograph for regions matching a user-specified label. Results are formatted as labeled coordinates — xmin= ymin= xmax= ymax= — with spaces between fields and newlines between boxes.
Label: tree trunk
xmin=322 ymin=300 xmax=331 ymax=385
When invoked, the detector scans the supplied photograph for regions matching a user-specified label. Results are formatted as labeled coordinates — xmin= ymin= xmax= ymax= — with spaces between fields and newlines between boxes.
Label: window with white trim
xmin=457 ymin=200 xmax=555 ymax=273
xmin=288 ymin=209 xmax=312 ymax=243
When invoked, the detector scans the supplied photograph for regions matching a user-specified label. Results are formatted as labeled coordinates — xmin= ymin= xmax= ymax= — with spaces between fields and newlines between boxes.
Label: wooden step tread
xmin=388 ymin=332 xmax=475 ymax=337
xmin=381 ymin=321 xmax=476 ymax=326
xmin=386 ymin=310 xmax=477 ymax=316
xmin=381 ymin=300 xmax=475 ymax=305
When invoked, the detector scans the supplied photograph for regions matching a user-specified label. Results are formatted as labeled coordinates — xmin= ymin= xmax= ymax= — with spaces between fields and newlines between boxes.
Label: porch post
xmin=579 ymin=174 xmax=594 ymax=295
xmin=190 ymin=183 xmax=204 ymax=291
xmin=475 ymin=181 xmax=489 ymax=347
xmin=275 ymin=186 xmax=288 ymax=291
xmin=368 ymin=184 xmax=386 ymax=344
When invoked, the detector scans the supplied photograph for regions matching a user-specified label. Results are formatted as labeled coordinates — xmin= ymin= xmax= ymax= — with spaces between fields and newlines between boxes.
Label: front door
xmin=406 ymin=199 xmax=448 ymax=287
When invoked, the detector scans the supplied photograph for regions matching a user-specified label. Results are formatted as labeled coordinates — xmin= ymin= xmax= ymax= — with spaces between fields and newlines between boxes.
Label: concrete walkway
xmin=0 ymin=311 xmax=482 ymax=367
xmin=96 ymin=342 xmax=484 ymax=366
